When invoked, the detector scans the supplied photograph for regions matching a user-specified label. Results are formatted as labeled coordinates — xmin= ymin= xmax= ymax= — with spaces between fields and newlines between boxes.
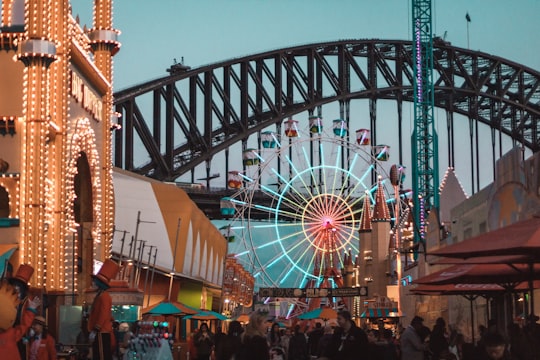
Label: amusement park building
xmin=0 ymin=0 xmax=121 ymax=336
xmin=112 ymin=168 xmax=236 ymax=311
xmin=402 ymin=147 xmax=540 ymax=340
xmin=0 ymin=0 xmax=240 ymax=342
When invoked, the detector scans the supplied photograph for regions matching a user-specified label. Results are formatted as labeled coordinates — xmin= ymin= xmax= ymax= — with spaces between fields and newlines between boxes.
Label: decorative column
xmin=18 ymin=0 xmax=57 ymax=288
xmin=88 ymin=0 xmax=120 ymax=259
xmin=43 ymin=0 xmax=70 ymax=294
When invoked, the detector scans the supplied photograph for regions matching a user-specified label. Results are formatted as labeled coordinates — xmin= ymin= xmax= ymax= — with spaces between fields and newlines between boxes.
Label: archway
xmin=73 ymin=151 xmax=94 ymax=294
xmin=0 ymin=186 xmax=9 ymax=218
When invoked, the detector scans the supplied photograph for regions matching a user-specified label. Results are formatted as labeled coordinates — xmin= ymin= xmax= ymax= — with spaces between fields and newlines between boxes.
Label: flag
xmin=466 ymin=12 xmax=471 ymax=22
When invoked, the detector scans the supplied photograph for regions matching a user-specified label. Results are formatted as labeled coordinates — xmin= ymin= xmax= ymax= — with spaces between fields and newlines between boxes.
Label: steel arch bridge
xmin=113 ymin=39 xmax=540 ymax=196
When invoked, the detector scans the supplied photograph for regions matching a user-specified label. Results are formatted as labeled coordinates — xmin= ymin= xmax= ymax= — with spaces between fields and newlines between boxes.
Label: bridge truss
xmin=113 ymin=39 xmax=540 ymax=201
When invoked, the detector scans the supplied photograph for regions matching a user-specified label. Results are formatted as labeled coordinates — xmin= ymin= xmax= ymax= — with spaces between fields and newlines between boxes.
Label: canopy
xmin=297 ymin=307 xmax=337 ymax=320
xmin=142 ymin=300 xmax=199 ymax=316
xmin=413 ymin=263 xmax=540 ymax=286
xmin=431 ymin=254 xmax=531 ymax=265
xmin=360 ymin=307 xmax=400 ymax=318
xmin=410 ymin=283 xmax=505 ymax=295
xmin=429 ymin=217 xmax=540 ymax=317
xmin=185 ymin=310 xmax=227 ymax=321
xmin=410 ymin=281 xmax=540 ymax=296
xmin=430 ymin=217 xmax=540 ymax=260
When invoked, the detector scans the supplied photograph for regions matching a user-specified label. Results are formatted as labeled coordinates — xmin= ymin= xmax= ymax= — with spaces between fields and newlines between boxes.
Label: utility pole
xmin=147 ymin=247 xmax=158 ymax=308
xmin=130 ymin=211 xmax=155 ymax=288
xmin=115 ymin=229 xmax=129 ymax=279
xmin=143 ymin=245 xmax=156 ymax=306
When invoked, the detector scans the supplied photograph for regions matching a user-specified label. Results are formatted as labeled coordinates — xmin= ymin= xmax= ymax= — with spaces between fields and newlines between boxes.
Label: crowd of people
xmin=4 ymin=260 xmax=539 ymax=360
xmin=188 ymin=310 xmax=392 ymax=360
xmin=396 ymin=315 xmax=540 ymax=360
xmin=184 ymin=310 xmax=540 ymax=360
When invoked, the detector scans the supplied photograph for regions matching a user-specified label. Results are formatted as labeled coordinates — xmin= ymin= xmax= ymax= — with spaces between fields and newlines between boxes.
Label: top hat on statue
xmin=91 ymin=259 xmax=120 ymax=289
xmin=33 ymin=315 xmax=47 ymax=327
xmin=8 ymin=264 xmax=34 ymax=288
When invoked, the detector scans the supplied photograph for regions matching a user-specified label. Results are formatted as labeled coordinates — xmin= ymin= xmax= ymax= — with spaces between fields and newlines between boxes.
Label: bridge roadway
xmin=180 ymin=185 xmax=366 ymax=221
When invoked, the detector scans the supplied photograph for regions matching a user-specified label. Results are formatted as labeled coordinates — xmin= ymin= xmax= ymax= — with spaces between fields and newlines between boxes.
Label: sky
xmin=69 ymin=0 xmax=540 ymax=290
xmin=72 ymin=0 xmax=540 ymax=92
xmin=68 ymin=0 xmax=540 ymax=194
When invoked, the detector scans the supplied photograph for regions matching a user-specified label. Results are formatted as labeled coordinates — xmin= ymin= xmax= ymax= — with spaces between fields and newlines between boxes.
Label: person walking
xmin=237 ymin=311 xmax=270 ymax=360
xmin=280 ymin=327 xmax=293 ymax=357
xmin=316 ymin=325 xmax=333 ymax=358
xmin=430 ymin=317 xmax=449 ymax=360
xmin=320 ymin=310 xmax=368 ymax=360
xmin=307 ymin=323 xmax=323 ymax=358
xmin=268 ymin=322 xmax=283 ymax=348
xmin=194 ymin=322 xmax=215 ymax=360
xmin=27 ymin=315 xmax=57 ymax=360
xmin=478 ymin=332 xmax=512 ymax=360
xmin=215 ymin=320 xmax=243 ymax=360
xmin=400 ymin=316 xmax=429 ymax=360
xmin=288 ymin=325 xmax=308 ymax=360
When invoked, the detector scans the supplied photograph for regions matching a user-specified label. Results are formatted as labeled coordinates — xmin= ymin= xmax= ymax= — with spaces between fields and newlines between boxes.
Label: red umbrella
xmin=413 ymin=263 xmax=540 ymax=286
xmin=430 ymin=217 xmax=540 ymax=259
xmin=428 ymin=216 xmax=540 ymax=316
xmin=431 ymin=254 xmax=531 ymax=265
xmin=410 ymin=281 xmax=540 ymax=295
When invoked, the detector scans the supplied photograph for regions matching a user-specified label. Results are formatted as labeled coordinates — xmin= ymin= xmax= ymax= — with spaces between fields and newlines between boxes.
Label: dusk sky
xmin=72 ymin=0 xmax=540 ymax=91
xmin=73 ymin=0 xmax=539 ymax=288
xmin=69 ymin=0 xmax=540 ymax=194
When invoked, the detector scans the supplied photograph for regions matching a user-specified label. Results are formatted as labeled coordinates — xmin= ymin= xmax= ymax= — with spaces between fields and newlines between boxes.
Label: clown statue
xmin=8 ymin=264 xmax=35 ymax=358
xmin=0 ymin=279 xmax=41 ymax=359
xmin=8 ymin=264 xmax=34 ymax=321
xmin=88 ymin=259 xmax=120 ymax=360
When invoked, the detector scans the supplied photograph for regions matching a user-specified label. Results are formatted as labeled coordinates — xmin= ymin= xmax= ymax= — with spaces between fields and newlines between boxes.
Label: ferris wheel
xmin=224 ymin=117 xmax=407 ymax=293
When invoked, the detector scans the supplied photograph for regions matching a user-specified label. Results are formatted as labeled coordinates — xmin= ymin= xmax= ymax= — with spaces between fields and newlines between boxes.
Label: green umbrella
xmin=142 ymin=301 xmax=198 ymax=316
xmin=185 ymin=310 xmax=227 ymax=321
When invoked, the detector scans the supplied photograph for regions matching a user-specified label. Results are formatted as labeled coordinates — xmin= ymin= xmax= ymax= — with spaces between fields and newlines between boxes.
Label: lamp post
xmin=147 ymin=247 xmax=158 ymax=308
xmin=130 ymin=211 xmax=156 ymax=288
xmin=143 ymin=245 xmax=156 ymax=304
xmin=115 ymin=229 xmax=129 ymax=280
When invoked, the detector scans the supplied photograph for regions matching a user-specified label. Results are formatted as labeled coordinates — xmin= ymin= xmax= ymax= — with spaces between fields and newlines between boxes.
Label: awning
xmin=429 ymin=217 xmax=540 ymax=260
xmin=413 ymin=263 xmax=540 ymax=285
xmin=360 ymin=307 xmax=400 ymax=318
xmin=410 ymin=280 xmax=540 ymax=296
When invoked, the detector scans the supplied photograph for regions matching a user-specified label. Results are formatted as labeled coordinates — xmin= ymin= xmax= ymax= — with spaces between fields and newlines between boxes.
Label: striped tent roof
xmin=360 ymin=307 xmax=400 ymax=318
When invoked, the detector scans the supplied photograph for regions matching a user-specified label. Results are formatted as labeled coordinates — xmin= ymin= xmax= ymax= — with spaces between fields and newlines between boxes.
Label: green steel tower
xmin=411 ymin=0 xmax=439 ymax=249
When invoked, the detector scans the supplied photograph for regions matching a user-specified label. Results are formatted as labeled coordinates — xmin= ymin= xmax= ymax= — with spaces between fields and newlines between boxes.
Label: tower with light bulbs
xmin=0 ymin=0 xmax=119 ymax=319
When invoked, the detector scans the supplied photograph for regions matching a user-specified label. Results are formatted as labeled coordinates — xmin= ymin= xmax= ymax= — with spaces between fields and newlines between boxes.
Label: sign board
xmin=259 ymin=287 xmax=368 ymax=298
